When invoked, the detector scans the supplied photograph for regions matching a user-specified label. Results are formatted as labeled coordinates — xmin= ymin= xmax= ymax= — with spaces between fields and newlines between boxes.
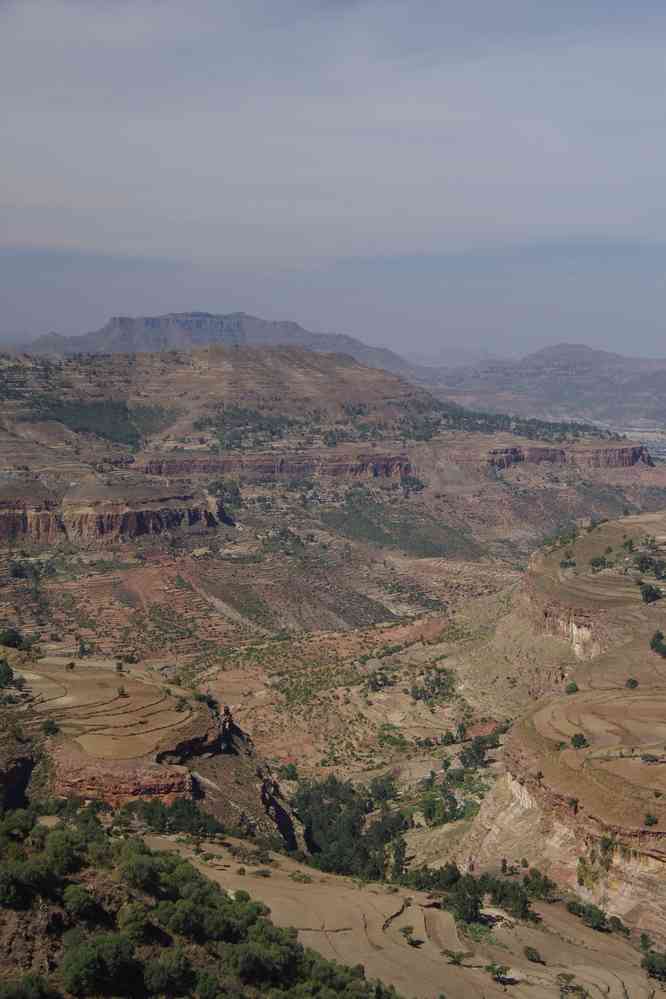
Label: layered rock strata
xmin=138 ymin=451 xmax=411 ymax=481
xmin=487 ymin=443 xmax=652 ymax=470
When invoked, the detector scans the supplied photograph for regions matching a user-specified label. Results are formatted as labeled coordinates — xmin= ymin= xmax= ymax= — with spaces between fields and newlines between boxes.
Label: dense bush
xmin=641 ymin=583 xmax=663 ymax=604
xmin=651 ymin=630 xmax=666 ymax=657
xmin=0 ymin=975 xmax=57 ymax=999
xmin=61 ymin=933 xmax=139 ymax=996
xmin=0 ymin=796 xmax=402 ymax=999
xmin=278 ymin=762 xmax=299 ymax=781
xmin=369 ymin=774 xmax=398 ymax=803
xmin=0 ymin=660 xmax=14 ymax=687
xmin=117 ymin=798 xmax=224 ymax=838
xmin=143 ymin=948 xmax=194 ymax=995
xmin=293 ymin=775 xmax=406 ymax=879
xmin=63 ymin=885 xmax=96 ymax=921
xmin=0 ymin=629 xmax=25 ymax=650
xmin=402 ymin=862 xmax=555 ymax=926
xmin=643 ymin=949 xmax=666 ymax=981
xmin=565 ymin=899 xmax=627 ymax=935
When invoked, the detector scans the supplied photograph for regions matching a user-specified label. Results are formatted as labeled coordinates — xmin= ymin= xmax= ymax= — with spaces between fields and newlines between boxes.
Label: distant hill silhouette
xmin=429 ymin=342 xmax=666 ymax=428
xmin=27 ymin=311 xmax=414 ymax=376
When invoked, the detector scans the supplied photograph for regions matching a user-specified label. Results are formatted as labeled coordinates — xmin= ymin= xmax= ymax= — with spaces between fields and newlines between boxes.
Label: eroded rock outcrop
xmin=521 ymin=567 xmax=606 ymax=660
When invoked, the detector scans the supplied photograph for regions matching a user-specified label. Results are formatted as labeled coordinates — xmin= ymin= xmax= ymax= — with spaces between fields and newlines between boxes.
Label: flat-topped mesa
xmin=487 ymin=442 xmax=652 ymax=470
xmin=137 ymin=451 xmax=411 ymax=482
xmin=0 ymin=479 xmax=226 ymax=544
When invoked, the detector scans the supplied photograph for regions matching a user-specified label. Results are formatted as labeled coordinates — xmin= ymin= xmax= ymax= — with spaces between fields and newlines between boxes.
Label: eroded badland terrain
xmin=5 ymin=338 xmax=666 ymax=996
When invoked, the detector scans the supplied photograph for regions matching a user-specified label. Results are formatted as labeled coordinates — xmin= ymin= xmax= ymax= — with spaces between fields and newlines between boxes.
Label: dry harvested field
xmin=146 ymin=835 xmax=652 ymax=999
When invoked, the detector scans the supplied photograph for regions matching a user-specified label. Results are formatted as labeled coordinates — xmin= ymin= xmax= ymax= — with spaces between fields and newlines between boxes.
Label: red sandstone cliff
xmin=487 ymin=443 xmax=652 ymax=470
xmin=0 ymin=490 xmax=225 ymax=545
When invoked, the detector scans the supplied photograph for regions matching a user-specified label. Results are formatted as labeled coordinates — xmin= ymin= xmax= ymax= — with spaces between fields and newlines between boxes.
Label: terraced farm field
xmin=25 ymin=655 xmax=195 ymax=759
xmin=147 ymin=834 xmax=653 ymax=999
xmin=511 ymin=511 xmax=666 ymax=834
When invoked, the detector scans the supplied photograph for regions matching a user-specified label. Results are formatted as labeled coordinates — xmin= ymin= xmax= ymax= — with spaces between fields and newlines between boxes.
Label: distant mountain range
xmin=27 ymin=311 xmax=415 ymax=377
xmin=23 ymin=315 xmax=666 ymax=430
xmin=428 ymin=342 xmax=666 ymax=429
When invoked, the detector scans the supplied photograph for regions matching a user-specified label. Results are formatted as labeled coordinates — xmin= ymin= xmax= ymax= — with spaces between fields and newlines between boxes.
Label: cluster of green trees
xmin=195 ymin=405 xmax=299 ymax=450
xmin=291 ymin=772 xmax=558 ymax=931
xmin=409 ymin=666 xmax=455 ymax=706
xmin=0 ymin=798 xmax=400 ymax=999
xmin=399 ymin=474 xmax=426 ymax=497
xmin=394 ymin=396 xmax=614 ymax=444
xmin=8 ymin=560 xmax=56 ymax=582
xmin=634 ymin=553 xmax=666 ymax=579
xmin=293 ymin=775 xmax=407 ymax=880
xmin=566 ymin=899 xmax=629 ymax=935
xmin=416 ymin=732 xmax=500 ymax=828
xmin=115 ymin=799 xmax=225 ymax=838
xmin=0 ymin=627 xmax=27 ymax=650
xmin=401 ymin=862 xmax=556 ymax=923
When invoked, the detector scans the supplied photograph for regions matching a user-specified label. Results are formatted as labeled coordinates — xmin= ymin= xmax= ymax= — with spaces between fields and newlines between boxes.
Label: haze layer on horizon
xmin=3 ymin=0 xmax=666 ymax=359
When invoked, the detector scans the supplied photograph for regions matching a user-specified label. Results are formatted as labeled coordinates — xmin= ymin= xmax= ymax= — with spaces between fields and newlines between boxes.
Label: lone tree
xmin=571 ymin=733 xmax=589 ymax=750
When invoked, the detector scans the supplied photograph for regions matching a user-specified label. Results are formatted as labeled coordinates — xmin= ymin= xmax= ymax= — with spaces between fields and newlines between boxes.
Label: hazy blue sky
xmin=3 ymin=0 xmax=666 ymax=357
